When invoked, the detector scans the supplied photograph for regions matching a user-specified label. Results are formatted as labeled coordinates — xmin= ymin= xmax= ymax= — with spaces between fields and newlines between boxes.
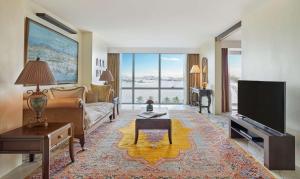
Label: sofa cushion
xmin=51 ymin=87 xmax=85 ymax=100
xmin=90 ymin=84 xmax=111 ymax=102
xmin=86 ymin=90 xmax=98 ymax=103
xmin=84 ymin=102 xmax=113 ymax=129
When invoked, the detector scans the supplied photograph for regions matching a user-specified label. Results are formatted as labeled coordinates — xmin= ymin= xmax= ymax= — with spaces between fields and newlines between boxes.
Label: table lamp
xmin=99 ymin=70 xmax=114 ymax=85
xmin=190 ymin=65 xmax=201 ymax=88
xmin=100 ymin=70 xmax=115 ymax=97
xmin=15 ymin=58 xmax=56 ymax=127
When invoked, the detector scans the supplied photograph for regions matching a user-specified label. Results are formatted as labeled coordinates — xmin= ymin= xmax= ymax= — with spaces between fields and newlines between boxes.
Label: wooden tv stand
xmin=229 ymin=115 xmax=295 ymax=170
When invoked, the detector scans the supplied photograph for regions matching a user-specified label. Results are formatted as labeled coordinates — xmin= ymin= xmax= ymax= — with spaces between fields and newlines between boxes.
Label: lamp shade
xmin=99 ymin=70 xmax=114 ymax=82
xmin=190 ymin=65 xmax=201 ymax=74
xmin=15 ymin=58 xmax=56 ymax=85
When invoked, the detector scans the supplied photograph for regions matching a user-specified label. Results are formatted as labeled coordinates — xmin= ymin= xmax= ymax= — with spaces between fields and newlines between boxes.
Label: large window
xmin=120 ymin=53 xmax=185 ymax=104
xmin=228 ymin=48 xmax=242 ymax=110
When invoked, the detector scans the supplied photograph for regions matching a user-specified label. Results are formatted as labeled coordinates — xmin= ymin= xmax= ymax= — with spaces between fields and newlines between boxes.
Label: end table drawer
xmin=51 ymin=129 xmax=69 ymax=147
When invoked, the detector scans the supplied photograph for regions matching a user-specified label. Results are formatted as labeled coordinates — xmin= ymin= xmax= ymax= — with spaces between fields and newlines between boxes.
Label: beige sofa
xmin=23 ymin=85 xmax=115 ymax=149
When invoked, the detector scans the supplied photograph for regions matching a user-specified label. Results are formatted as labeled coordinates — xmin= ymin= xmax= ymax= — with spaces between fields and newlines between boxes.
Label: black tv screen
xmin=238 ymin=80 xmax=286 ymax=133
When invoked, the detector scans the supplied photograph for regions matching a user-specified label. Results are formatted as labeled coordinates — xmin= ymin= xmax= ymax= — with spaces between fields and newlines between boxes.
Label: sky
xmin=121 ymin=53 xmax=185 ymax=78
xmin=228 ymin=54 xmax=242 ymax=78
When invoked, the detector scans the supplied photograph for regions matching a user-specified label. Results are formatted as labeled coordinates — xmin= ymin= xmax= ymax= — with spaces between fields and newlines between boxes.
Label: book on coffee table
xmin=137 ymin=111 xmax=167 ymax=119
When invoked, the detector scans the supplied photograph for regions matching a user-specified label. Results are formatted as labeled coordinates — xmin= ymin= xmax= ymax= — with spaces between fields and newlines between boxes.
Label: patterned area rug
xmin=29 ymin=110 xmax=274 ymax=178
xmin=118 ymin=119 xmax=192 ymax=165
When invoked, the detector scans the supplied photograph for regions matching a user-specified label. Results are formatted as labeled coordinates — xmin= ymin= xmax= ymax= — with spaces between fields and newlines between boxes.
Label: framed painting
xmin=202 ymin=57 xmax=208 ymax=83
xmin=25 ymin=18 xmax=79 ymax=84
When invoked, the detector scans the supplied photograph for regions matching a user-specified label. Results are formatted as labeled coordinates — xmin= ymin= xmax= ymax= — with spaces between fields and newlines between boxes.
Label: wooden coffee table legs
xmin=134 ymin=127 xmax=139 ymax=144
xmin=134 ymin=127 xmax=172 ymax=144
xmin=168 ymin=125 xmax=172 ymax=144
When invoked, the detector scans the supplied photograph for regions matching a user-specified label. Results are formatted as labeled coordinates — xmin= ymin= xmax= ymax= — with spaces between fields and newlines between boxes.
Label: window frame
xmin=121 ymin=53 xmax=185 ymax=104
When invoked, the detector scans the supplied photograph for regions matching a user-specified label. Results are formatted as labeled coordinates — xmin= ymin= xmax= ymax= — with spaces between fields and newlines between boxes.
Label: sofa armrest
xmin=23 ymin=98 xmax=83 ymax=110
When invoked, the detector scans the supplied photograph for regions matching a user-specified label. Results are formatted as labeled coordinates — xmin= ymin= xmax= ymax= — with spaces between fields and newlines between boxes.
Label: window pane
xmin=161 ymin=89 xmax=184 ymax=104
xmin=135 ymin=89 xmax=159 ymax=104
xmin=121 ymin=89 xmax=132 ymax=103
xmin=228 ymin=50 xmax=242 ymax=110
xmin=161 ymin=54 xmax=185 ymax=88
xmin=121 ymin=53 xmax=133 ymax=88
xmin=134 ymin=53 xmax=159 ymax=88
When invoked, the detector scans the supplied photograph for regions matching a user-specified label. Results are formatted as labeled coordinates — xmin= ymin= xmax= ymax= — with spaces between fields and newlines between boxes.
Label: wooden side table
xmin=191 ymin=88 xmax=213 ymax=113
xmin=0 ymin=123 xmax=74 ymax=179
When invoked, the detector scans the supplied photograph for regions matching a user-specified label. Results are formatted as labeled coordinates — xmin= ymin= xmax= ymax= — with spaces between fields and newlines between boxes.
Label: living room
xmin=0 ymin=0 xmax=299 ymax=178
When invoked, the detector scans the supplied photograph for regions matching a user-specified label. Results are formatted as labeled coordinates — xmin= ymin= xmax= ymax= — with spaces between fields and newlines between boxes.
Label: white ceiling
xmin=32 ymin=0 xmax=262 ymax=48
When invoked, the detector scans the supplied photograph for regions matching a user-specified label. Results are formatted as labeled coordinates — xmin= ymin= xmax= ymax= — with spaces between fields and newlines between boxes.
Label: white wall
xmin=81 ymin=32 xmax=93 ymax=86
xmin=92 ymin=34 xmax=108 ymax=85
xmin=199 ymin=39 xmax=241 ymax=114
xmin=199 ymin=39 xmax=216 ymax=113
xmin=242 ymin=0 xmax=300 ymax=165
xmin=0 ymin=0 xmax=107 ymax=176
xmin=24 ymin=0 xmax=83 ymax=86
xmin=81 ymin=32 xmax=108 ymax=86
xmin=0 ymin=0 xmax=25 ymax=177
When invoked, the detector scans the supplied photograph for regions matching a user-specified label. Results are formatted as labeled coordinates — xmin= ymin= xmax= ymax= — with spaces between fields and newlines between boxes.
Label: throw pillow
xmin=90 ymin=84 xmax=111 ymax=102
xmin=85 ymin=90 xmax=98 ymax=103
xmin=51 ymin=86 xmax=85 ymax=100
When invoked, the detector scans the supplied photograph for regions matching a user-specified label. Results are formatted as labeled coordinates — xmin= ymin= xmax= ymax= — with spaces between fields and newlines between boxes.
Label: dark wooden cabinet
xmin=229 ymin=115 xmax=295 ymax=170
xmin=0 ymin=123 xmax=74 ymax=179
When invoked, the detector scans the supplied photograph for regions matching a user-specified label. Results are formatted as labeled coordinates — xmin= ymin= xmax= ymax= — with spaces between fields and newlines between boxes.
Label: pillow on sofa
xmin=86 ymin=90 xmax=98 ymax=103
xmin=90 ymin=84 xmax=111 ymax=102
xmin=51 ymin=86 xmax=85 ymax=100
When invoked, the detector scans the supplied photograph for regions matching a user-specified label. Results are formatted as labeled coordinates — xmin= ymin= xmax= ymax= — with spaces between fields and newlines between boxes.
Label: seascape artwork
xmin=26 ymin=18 xmax=78 ymax=84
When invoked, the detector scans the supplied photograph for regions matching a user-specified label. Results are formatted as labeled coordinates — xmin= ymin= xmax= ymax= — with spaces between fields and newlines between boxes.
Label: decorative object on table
xmin=138 ymin=111 xmax=167 ymax=119
xmin=202 ymin=57 xmax=208 ymax=84
xmin=146 ymin=99 xmax=154 ymax=112
xmin=190 ymin=65 xmax=201 ymax=87
xmin=202 ymin=82 xmax=207 ymax=89
xmin=25 ymin=18 xmax=78 ymax=84
xmin=15 ymin=57 xmax=56 ymax=127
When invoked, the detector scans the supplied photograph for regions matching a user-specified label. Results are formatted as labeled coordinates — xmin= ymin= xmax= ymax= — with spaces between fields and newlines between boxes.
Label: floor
xmin=2 ymin=104 xmax=300 ymax=178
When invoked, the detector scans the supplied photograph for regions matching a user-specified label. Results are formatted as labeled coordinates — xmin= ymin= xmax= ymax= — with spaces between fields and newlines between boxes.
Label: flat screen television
xmin=238 ymin=80 xmax=286 ymax=134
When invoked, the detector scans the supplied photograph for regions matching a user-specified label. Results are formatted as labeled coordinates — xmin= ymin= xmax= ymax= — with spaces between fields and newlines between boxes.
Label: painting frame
xmin=24 ymin=17 xmax=79 ymax=84
xmin=202 ymin=57 xmax=208 ymax=83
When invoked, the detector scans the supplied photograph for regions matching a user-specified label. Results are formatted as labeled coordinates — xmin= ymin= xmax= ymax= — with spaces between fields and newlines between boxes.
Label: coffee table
xmin=135 ymin=108 xmax=172 ymax=144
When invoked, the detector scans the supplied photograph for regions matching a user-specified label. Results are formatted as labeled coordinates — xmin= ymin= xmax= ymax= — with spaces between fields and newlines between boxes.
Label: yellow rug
xmin=118 ymin=119 xmax=192 ymax=165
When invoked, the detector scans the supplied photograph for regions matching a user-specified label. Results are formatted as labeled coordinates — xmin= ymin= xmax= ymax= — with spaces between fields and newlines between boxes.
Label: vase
xmin=146 ymin=104 xmax=153 ymax=111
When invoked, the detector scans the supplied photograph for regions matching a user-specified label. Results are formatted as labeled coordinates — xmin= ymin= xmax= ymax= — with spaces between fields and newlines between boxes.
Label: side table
xmin=0 ymin=123 xmax=74 ymax=179
xmin=191 ymin=88 xmax=213 ymax=113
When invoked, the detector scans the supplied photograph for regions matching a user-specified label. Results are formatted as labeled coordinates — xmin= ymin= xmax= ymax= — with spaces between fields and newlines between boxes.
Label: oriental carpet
xmin=29 ymin=110 xmax=274 ymax=178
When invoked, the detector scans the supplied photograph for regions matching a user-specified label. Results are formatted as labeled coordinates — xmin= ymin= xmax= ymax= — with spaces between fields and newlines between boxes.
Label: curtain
xmin=221 ymin=48 xmax=230 ymax=112
xmin=107 ymin=53 xmax=120 ymax=97
xmin=186 ymin=54 xmax=200 ymax=104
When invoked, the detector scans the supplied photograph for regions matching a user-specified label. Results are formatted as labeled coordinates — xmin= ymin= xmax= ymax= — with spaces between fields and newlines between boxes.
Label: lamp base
xmin=27 ymin=120 xmax=48 ymax=128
